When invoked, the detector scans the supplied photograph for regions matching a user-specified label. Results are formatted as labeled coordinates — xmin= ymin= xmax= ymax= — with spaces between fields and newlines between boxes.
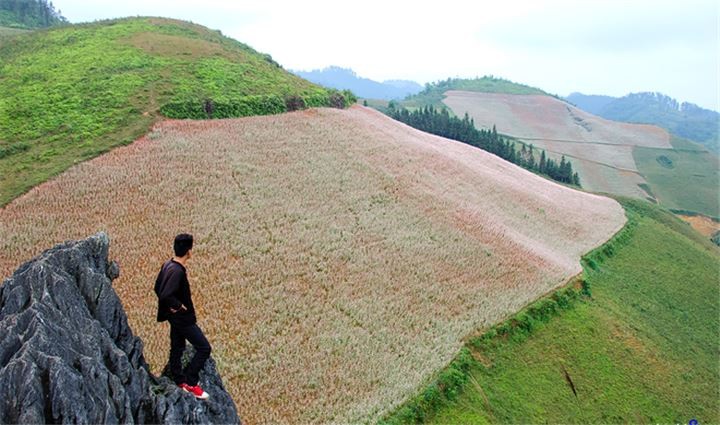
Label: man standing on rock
xmin=155 ymin=233 xmax=211 ymax=400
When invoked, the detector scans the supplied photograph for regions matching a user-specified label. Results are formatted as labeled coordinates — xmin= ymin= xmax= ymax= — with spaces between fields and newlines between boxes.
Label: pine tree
xmin=527 ymin=144 xmax=536 ymax=169
xmin=0 ymin=0 xmax=67 ymax=28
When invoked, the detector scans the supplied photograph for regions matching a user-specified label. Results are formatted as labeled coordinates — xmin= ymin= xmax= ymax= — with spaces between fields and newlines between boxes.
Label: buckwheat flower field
xmin=0 ymin=106 xmax=625 ymax=423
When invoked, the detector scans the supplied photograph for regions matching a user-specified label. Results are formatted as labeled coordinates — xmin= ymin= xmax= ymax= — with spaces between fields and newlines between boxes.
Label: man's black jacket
xmin=155 ymin=259 xmax=197 ymax=326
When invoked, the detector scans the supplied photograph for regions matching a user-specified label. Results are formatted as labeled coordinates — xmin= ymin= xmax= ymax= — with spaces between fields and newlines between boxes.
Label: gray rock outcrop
xmin=0 ymin=233 xmax=240 ymax=424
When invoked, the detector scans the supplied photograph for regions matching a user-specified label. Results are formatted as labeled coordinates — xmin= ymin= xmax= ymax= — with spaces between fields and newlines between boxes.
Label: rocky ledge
xmin=0 ymin=233 xmax=240 ymax=424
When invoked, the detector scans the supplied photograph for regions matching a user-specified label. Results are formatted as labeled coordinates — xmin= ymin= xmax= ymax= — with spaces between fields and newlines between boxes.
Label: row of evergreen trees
xmin=387 ymin=104 xmax=580 ymax=186
xmin=0 ymin=0 xmax=67 ymax=29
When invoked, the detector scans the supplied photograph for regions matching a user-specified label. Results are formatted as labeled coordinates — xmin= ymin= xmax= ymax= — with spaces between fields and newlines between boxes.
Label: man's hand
xmin=170 ymin=305 xmax=187 ymax=314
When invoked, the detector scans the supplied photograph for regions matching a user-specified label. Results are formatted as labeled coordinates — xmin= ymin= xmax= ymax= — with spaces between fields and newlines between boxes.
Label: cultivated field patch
xmin=443 ymin=91 xmax=671 ymax=148
xmin=0 ymin=106 xmax=625 ymax=423
xmin=566 ymin=158 xmax=649 ymax=199
xmin=516 ymin=140 xmax=649 ymax=199
xmin=441 ymin=91 xmax=692 ymax=207
xmin=528 ymin=139 xmax=639 ymax=172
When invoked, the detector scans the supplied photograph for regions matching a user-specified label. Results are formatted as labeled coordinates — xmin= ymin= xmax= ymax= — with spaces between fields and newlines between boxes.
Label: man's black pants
xmin=169 ymin=322 xmax=212 ymax=386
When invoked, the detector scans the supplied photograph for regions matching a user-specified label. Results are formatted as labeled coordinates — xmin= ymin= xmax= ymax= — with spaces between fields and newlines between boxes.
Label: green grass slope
xmin=401 ymin=76 xmax=548 ymax=109
xmin=634 ymin=137 xmax=719 ymax=218
xmin=384 ymin=199 xmax=719 ymax=424
xmin=0 ymin=17 xmax=344 ymax=206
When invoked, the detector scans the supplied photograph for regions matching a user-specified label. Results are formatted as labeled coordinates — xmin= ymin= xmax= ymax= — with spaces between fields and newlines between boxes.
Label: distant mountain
xmin=0 ymin=0 xmax=67 ymax=29
xmin=292 ymin=66 xmax=422 ymax=100
xmin=567 ymin=92 xmax=719 ymax=152
xmin=566 ymin=93 xmax=617 ymax=115
xmin=383 ymin=79 xmax=424 ymax=93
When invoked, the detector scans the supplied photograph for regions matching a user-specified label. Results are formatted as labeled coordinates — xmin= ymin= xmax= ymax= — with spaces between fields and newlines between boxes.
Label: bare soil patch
xmin=678 ymin=214 xmax=720 ymax=237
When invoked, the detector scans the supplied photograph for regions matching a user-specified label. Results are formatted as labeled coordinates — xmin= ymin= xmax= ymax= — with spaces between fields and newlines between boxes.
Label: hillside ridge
xmin=292 ymin=66 xmax=422 ymax=100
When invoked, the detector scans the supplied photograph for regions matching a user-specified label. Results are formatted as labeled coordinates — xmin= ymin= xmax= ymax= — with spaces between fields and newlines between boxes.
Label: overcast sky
xmin=55 ymin=0 xmax=719 ymax=111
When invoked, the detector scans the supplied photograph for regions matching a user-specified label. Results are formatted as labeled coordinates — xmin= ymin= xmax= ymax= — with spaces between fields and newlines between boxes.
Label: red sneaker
xmin=178 ymin=383 xmax=209 ymax=400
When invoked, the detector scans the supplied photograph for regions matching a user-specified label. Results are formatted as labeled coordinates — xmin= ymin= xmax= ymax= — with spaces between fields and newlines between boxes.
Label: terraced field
xmin=0 ymin=106 xmax=625 ymax=422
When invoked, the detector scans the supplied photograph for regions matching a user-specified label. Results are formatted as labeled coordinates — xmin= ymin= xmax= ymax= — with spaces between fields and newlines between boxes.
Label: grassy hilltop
xmin=401 ymin=76 xmax=548 ymax=109
xmin=0 ymin=17 xmax=351 ymax=206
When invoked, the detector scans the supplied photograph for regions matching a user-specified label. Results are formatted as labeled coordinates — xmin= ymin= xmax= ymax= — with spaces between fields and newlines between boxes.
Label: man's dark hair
xmin=174 ymin=233 xmax=194 ymax=257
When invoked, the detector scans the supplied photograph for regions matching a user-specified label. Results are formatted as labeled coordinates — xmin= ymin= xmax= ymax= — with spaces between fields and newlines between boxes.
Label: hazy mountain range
xmin=292 ymin=66 xmax=423 ymax=100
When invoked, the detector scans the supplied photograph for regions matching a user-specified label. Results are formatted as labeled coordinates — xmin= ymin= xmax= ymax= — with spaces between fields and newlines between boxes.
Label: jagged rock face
xmin=0 ymin=233 xmax=240 ymax=424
